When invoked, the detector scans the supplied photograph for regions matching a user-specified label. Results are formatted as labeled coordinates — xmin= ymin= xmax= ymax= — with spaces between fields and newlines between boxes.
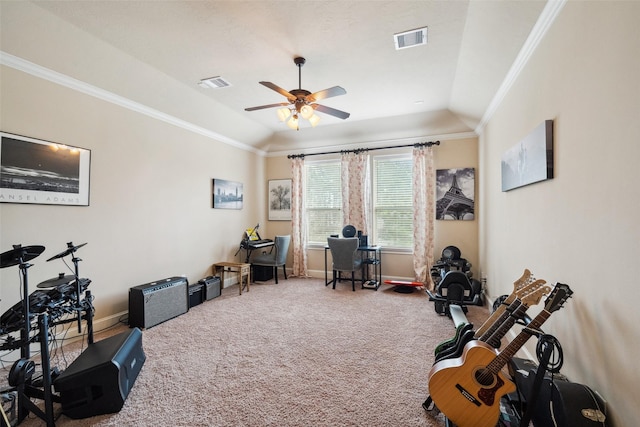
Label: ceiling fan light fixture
xmin=300 ymin=105 xmax=314 ymax=120
xmin=246 ymin=56 xmax=350 ymax=130
xmin=308 ymin=114 xmax=320 ymax=127
xmin=277 ymin=107 xmax=291 ymax=122
xmin=286 ymin=115 xmax=299 ymax=130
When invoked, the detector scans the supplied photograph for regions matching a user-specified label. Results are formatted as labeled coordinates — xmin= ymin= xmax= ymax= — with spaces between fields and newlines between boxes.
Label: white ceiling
xmin=27 ymin=1 xmax=548 ymax=152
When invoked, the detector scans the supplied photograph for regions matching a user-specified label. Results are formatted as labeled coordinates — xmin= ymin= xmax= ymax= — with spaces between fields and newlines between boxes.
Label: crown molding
xmin=475 ymin=0 xmax=567 ymax=135
xmin=0 ymin=51 xmax=266 ymax=156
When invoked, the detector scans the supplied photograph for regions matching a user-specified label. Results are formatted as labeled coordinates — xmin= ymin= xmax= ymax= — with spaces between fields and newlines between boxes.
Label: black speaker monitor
xmin=54 ymin=327 xmax=146 ymax=419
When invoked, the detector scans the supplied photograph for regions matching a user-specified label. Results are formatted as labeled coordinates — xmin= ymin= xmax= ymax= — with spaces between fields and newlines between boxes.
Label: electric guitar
xmin=427 ymin=283 xmax=572 ymax=427
xmin=474 ymin=269 xmax=535 ymax=338
xmin=434 ymin=269 xmax=533 ymax=357
xmin=476 ymin=280 xmax=550 ymax=346
xmin=434 ymin=280 xmax=550 ymax=363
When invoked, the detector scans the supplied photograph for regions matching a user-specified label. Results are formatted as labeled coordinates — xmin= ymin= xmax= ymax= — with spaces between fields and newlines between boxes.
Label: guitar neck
xmin=475 ymin=270 xmax=533 ymax=337
xmin=475 ymin=302 xmax=508 ymax=338
xmin=479 ymin=301 xmax=528 ymax=347
xmin=487 ymin=309 xmax=551 ymax=374
xmin=475 ymin=291 xmax=521 ymax=337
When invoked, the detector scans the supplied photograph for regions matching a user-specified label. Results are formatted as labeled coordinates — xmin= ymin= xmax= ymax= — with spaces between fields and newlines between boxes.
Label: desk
xmin=324 ymin=245 xmax=382 ymax=290
xmin=212 ymin=262 xmax=251 ymax=295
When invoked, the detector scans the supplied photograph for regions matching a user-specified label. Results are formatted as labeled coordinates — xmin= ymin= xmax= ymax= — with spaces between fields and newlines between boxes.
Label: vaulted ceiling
xmin=7 ymin=1 xmax=548 ymax=153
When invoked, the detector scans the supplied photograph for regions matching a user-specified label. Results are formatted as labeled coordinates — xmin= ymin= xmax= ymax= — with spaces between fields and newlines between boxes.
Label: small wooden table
xmin=212 ymin=262 xmax=251 ymax=295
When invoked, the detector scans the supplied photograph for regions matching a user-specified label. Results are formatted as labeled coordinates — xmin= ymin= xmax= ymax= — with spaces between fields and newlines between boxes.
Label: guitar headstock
xmin=516 ymin=278 xmax=547 ymax=298
xmin=519 ymin=281 xmax=552 ymax=307
xmin=543 ymin=283 xmax=573 ymax=313
xmin=513 ymin=269 xmax=532 ymax=290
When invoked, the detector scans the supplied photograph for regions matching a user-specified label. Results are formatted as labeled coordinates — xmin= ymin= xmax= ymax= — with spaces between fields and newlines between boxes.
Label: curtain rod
xmin=287 ymin=140 xmax=440 ymax=159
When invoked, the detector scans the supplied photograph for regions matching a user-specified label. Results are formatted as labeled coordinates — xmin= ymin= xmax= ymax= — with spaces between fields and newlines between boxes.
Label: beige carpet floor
xmin=12 ymin=277 xmax=490 ymax=427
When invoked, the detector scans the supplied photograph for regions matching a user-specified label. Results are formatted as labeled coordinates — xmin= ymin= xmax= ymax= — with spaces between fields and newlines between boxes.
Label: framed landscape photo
xmin=0 ymin=132 xmax=91 ymax=206
xmin=212 ymin=178 xmax=243 ymax=209
xmin=268 ymin=179 xmax=291 ymax=221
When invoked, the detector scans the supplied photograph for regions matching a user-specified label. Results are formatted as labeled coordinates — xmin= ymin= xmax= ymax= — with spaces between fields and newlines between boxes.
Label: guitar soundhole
xmin=474 ymin=368 xmax=495 ymax=387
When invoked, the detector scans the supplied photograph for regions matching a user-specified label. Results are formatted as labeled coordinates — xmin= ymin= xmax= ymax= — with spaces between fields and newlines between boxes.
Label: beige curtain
xmin=412 ymin=146 xmax=435 ymax=288
xmin=340 ymin=151 xmax=370 ymax=234
xmin=290 ymin=157 xmax=309 ymax=277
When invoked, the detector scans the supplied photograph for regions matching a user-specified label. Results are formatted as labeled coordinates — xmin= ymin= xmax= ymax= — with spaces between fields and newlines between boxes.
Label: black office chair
xmin=327 ymin=237 xmax=362 ymax=291
xmin=251 ymin=235 xmax=290 ymax=284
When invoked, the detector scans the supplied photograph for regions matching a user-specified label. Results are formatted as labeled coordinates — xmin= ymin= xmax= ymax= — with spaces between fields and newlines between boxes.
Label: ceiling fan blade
xmin=313 ymin=104 xmax=350 ymax=120
xmin=245 ymin=102 xmax=289 ymax=112
xmin=259 ymin=81 xmax=296 ymax=102
xmin=306 ymin=86 xmax=347 ymax=103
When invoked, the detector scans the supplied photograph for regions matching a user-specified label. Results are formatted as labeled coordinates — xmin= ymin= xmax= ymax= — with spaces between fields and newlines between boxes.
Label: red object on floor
xmin=384 ymin=280 xmax=424 ymax=287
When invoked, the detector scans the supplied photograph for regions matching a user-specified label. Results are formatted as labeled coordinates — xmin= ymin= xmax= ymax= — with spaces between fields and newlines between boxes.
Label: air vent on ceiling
xmin=394 ymin=27 xmax=428 ymax=50
xmin=198 ymin=76 xmax=232 ymax=89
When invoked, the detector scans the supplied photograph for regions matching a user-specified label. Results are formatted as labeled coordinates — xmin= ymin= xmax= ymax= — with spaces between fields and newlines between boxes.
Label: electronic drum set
xmin=0 ymin=242 xmax=95 ymax=426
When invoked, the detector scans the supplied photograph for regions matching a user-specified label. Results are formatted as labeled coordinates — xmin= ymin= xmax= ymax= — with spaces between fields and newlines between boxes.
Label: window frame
xmin=304 ymin=159 xmax=342 ymax=247
xmin=371 ymin=153 xmax=413 ymax=252
xmin=303 ymin=152 xmax=414 ymax=252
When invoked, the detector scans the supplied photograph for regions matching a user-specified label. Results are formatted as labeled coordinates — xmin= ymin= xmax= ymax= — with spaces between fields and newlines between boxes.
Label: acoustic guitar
xmin=427 ymin=283 xmax=572 ymax=427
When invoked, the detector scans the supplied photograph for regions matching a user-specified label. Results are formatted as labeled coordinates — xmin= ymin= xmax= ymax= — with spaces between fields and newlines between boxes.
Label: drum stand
xmin=46 ymin=242 xmax=89 ymax=337
xmin=0 ymin=244 xmax=95 ymax=426
xmin=12 ymin=293 xmax=95 ymax=427
xmin=17 ymin=256 xmax=34 ymax=361
xmin=14 ymin=314 xmax=56 ymax=427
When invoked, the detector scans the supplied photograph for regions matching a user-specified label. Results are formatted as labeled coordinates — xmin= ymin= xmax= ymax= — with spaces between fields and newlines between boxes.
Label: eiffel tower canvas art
xmin=435 ymin=168 xmax=475 ymax=220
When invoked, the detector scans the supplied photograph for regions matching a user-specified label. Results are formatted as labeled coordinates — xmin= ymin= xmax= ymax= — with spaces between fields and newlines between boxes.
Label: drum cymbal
xmin=37 ymin=273 xmax=76 ymax=288
xmin=0 ymin=245 xmax=45 ymax=269
xmin=46 ymin=242 xmax=87 ymax=262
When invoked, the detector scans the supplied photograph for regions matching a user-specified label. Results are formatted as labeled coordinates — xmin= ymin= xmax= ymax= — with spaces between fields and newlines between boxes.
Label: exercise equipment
xmin=383 ymin=279 xmax=424 ymax=293
xmin=427 ymin=245 xmax=483 ymax=317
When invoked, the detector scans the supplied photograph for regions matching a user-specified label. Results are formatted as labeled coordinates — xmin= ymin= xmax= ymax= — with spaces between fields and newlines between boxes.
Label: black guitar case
xmin=510 ymin=358 xmax=609 ymax=427
xmin=530 ymin=379 xmax=609 ymax=426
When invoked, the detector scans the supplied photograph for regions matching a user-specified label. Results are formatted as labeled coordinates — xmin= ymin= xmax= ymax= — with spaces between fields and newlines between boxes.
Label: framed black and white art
xmin=0 ymin=132 xmax=91 ymax=206
xmin=268 ymin=179 xmax=291 ymax=221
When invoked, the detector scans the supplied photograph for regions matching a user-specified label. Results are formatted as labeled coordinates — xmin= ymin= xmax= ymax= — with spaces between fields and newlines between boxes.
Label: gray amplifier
xmin=199 ymin=275 xmax=221 ymax=300
xmin=128 ymin=276 xmax=188 ymax=329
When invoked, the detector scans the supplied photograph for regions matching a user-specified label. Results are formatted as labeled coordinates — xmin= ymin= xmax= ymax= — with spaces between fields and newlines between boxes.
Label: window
xmin=373 ymin=155 xmax=413 ymax=249
xmin=305 ymin=161 xmax=342 ymax=244
xmin=304 ymin=154 xmax=413 ymax=249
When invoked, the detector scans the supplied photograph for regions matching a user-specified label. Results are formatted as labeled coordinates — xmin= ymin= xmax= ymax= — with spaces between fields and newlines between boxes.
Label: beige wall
xmin=0 ymin=1 xmax=272 ymax=341
xmin=480 ymin=2 xmax=640 ymax=425
xmin=0 ymin=65 xmax=266 ymax=333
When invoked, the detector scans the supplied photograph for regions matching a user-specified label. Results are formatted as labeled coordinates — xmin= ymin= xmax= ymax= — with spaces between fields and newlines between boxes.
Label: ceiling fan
xmin=245 ymin=57 xmax=350 ymax=129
